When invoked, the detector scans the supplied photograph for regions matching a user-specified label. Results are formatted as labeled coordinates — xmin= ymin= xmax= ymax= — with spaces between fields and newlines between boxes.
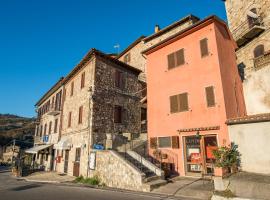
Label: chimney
xmin=155 ymin=25 xmax=160 ymax=33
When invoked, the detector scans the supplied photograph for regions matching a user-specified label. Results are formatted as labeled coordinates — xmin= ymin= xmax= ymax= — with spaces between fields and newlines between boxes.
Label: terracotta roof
xmin=63 ymin=48 xmax=142 ymax=84
xmin=35 ymin=77 xmax=64 ymax=107
xmin=177 ymin=126 xmax=220 ymax=133
xmin=116 ymin=35 xmax=146 ymax=59
xmin=142 ymin=15 xmax=233 ymax=55
xmin=143 ymin=15 xmax=200 ymax=43
xmin=226 ymin=113 xmax=270 ymax=125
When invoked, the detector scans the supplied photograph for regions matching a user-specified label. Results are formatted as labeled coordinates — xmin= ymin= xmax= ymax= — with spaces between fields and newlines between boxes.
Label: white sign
xmin=89 ymin=152 xmax=96 ymax=170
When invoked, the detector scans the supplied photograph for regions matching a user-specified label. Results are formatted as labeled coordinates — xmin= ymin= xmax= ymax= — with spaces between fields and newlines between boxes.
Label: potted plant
xmin=213 ymin=143 xmax=240 ymax=176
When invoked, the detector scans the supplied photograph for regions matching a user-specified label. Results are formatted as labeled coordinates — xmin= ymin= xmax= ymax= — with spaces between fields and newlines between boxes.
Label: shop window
xmin=158 ymin=137 xmax=172 ymax=148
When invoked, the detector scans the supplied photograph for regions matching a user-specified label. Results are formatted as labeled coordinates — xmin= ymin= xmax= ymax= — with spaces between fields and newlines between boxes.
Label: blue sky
xmin=0 ymin=0 xmax=227 ymax=117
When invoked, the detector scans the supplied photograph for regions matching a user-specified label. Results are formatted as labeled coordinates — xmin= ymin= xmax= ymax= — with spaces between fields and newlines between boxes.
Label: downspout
xmin=86 ymin=57 xmax=96 ymax=177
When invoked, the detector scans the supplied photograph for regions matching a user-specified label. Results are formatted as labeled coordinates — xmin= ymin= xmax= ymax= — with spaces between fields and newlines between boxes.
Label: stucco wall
xmin=228 ymin=122 xmax=270 ymax=174
xmin=89 ymin=150 xmax=145 ymax=191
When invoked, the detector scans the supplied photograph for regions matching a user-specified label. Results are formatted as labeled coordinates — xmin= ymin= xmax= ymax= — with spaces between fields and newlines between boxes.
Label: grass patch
xmin=214 ymin=189 xmax=236 ymax=198
xmin=74 ymin=175 xmax=100 ymax=186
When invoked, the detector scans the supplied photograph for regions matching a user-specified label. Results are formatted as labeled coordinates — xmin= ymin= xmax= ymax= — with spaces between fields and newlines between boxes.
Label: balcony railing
xmin=232 ymin=17 xmax=265 ymax=47
xmin=47 ymin=105 xmax=61 ymax=116
xmin=254 ymin=51 xmax=270 ymax=71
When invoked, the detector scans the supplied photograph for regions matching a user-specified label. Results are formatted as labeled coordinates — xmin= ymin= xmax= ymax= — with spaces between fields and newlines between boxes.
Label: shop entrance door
xmin=184 ymin=135 xmax=217 ymax=176
xmin=73 ymin=148 xmax=81 ymax=177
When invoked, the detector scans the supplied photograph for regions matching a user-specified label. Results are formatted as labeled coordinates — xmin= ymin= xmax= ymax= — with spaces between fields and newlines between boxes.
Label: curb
xmin=17 ymin=177 xmax=195 ymax=200
xmin=0 ymin=170 xmax=11 ymax=173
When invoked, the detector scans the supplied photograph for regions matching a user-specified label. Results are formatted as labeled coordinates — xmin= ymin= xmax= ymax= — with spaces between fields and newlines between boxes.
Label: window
xmin=205 ymin=86 xmax=215 ymax=107
xmin=49 ymin=121 xmax=52 ymax=134
xmin=254 ymin=45 xmax=264 ymax=58
xmin=158 ymin=137 xmax=172 ymax=148
xmin=68 ymin=112 xmax=72 ymax=127
xmin=40 ymin=125 xmax=43 ymax=137
xmin=247 ymin=8 xmax=259 ymax=28
xmin=54 ymin=119 xmax=58 ymax=133
xmin=200 ymin=38 xmax=209 ymax=57
xmin=167 ymin=48 xmax=185 ymax=69
xmin=78 ymin=106 xmax=83 ymax=124
xmin=75 ymin=148 xmax=81 ymax=162
xmin=36 ymin=126 xmax=39 ymax=136
xmin=141 ymin=108 xmax=147 ymax=121
xmin=70 ymin=82 xmax=74 ymax=96
xmin=170 ymin=93 xmax=189 ymax=113
xmin=123 ymin=53 xmax=131 ymax=63
xmin=114 ymin=105 xmax=122 ymax=123
xmin=44 ymin=124 xmax=47 ymax=135
xmin=115 ymin=70 xmax=125 ymax=89
xmin=81 ymin=72 xmax=85 ymax=89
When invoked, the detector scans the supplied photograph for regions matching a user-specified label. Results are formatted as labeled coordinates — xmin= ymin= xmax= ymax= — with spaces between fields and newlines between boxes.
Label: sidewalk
xmin=152 ymin=177 xmax=214 ymax=200
xmin=22 ymin=171 xmax=75 ymax=183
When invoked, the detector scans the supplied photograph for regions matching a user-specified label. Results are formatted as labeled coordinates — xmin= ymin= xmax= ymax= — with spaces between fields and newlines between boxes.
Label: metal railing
xmin=232 ymin=17 xmax=264 ymax=42
xmin=254 ymin=51 xmax=270 ymax=70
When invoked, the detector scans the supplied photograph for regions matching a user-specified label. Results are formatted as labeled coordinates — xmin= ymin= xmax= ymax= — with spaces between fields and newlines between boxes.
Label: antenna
xmin=114 ymin=44 xmax=120 ymax=55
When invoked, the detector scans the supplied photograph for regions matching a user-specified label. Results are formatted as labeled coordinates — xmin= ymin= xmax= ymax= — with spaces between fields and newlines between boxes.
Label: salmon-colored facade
xmin=144 ymin=16 xmax=246 ymax=177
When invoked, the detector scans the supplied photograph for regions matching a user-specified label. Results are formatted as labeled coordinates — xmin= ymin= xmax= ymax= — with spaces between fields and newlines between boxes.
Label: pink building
xmin=143 ymin=16 xmax=246 ymax=177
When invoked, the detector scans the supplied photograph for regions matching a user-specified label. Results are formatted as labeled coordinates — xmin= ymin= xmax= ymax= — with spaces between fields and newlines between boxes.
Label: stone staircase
xmin=118 ymin=150 xmax=167 ymax=192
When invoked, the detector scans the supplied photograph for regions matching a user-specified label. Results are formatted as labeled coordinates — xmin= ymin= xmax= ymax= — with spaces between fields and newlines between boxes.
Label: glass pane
xmin=158 ymin=137 xmax=171 ymax=148
xmin=185 ymin=136 xmax=202 ymax=173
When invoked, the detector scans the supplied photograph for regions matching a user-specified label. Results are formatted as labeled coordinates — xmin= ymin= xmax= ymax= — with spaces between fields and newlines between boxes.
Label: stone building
xmin=117 ymin=15 xmax=200 ymax=82
xmin=223 ymin=0 xmax=270 ymax=114
xmin=26 ymin=78 xmax=64 ymax=171
xmin=56 ymin=49 xmax=143 ymax=177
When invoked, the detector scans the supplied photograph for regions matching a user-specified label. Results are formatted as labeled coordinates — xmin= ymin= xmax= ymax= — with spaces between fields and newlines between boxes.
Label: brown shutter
xmin=49 ymin=121 xmax=52 ymax=134
xmin=150 ymin=137 xmax=158 ymax=149
xmin=170 ymin=95 xmax=179 ymax=113
xmin=71 ymin=82 xmax=74 ymax=96
xmin=205 ymin=86 xmax=215 ymax=107
xmin=54 ymin=119 xmax=58 ymax=133
xmin=176 ymin=49 xmax=185 ymax=66
xmin=200 ymin=38 xmax=209 ymax=57
xmin=81 ymin=72 xmax=85 ymax=89
xmin=68 ymin=112 xmax=72 ymax=127
xmin=179 ymin=93 xmax=189 ymax=112
xmin=167 ymin=53 xmax=175 ymax=69
xmin=78 ymin=106 xmax=83 ymax=124
xmin=171 ymin=136 xmax=179 ymax=149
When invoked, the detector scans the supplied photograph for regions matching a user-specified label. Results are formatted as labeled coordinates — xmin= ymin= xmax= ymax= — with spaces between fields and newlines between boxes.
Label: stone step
xmin=142 ymin=179 xmax=168 ymax=192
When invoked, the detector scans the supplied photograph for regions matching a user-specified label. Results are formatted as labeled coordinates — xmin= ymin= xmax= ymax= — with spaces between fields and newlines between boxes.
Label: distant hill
xmin=0 ymin=114 xmax=36 ymax=147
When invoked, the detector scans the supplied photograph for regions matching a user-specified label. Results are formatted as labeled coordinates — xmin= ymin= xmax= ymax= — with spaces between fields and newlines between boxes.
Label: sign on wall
xmin=89 ymin=152 xmax=96 ymax=170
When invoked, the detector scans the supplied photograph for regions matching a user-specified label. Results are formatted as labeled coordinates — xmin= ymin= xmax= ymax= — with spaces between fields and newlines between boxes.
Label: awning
xmin=54 ymin=137 xmax=71 ymax=150
xmin=25 ymin=144 xmax=53 ymax=154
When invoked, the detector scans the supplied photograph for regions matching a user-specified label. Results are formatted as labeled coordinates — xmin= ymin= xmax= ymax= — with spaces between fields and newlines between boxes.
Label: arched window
xmin=254 ymin=45 xmax=265 ymax=58
xmin=247 ymin=8 xmax=258 ymax=28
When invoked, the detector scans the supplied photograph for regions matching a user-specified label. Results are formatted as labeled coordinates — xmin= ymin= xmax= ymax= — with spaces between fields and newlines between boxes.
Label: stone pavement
xmin=152 ymin=177 xmax=214 ymax=200
xmin=22 ymin=172 xmax=75 ymax=183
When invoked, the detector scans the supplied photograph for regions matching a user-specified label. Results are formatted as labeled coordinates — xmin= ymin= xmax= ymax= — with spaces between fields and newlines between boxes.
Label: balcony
xmin=254 ymin=51 xmax=270 ymax=71
xmin=34 ymin=136 xmax=43 ymax=144
xmin=232 ymin=17 xmax=265 ymax=47
xmin=34 ymin=134 xmax=59 ymax=145
xmin=47 ymin=105 xmax=61 ymax=116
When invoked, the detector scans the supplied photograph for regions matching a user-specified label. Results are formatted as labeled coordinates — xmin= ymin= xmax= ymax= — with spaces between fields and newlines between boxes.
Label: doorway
xmin=64 ymin=150 xmax=69 ymax=174
xmin=184 ymin=135 xmax=217 ymax=176
xmin=73 ymin=148 xmax=81 ymax=177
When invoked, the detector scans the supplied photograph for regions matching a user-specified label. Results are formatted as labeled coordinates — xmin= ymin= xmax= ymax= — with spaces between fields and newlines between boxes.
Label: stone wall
xmin=228 ymin=121 xmax=270 ymax=174
xmin=118 ymin=17 xmax=198 ymax=82
xmin=89 ymin=150 xmax=145 ymax=191
xmin=92 ymin=58 xmax=142 ymax=146
xmin=224 ymin=0 xmax=270 ymax=114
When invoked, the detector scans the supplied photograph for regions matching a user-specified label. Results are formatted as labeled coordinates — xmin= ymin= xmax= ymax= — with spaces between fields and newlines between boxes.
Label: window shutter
xmin=54 ymin=119 xmax=58 ymax=133
xmin=179 ymin=93 xmax=189 ymax=112
xmin=176 ymin=49 xmax=185 ymax=66
xmin=71 ymin=82 xmax=74 ymax=96
xmin=205 ymin=86 xmax=215 ymax=107
xmin=81 ymin=72 xmax=85 ymax=89
xmin=172 ymin=136 xmax=179 ymax=149
xmin=150 ymin=137 xmax=158 ymax=149
xmin=49 ymin=121 xmax=52 ymax=134
xmin=68 ymin=112 xmax=72 ymax=127
xmin=78 ymin=106 xmax=83 ymax=124
xmin=200 ymin=38 xmax=209 ymax=57
xmin=170 ymin=95 xmax=179 ymax=113
xmin=167 ymin=53 xmax=175 ymax=69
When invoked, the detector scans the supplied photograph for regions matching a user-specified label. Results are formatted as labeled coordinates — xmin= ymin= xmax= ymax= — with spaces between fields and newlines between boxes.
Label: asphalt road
xmin=0 ymin=172 xmax=190 ymax=200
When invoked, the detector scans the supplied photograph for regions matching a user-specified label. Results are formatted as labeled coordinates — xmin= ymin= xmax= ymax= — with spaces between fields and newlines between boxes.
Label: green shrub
xmin=75 ymin=175 xmax=100 ymax=185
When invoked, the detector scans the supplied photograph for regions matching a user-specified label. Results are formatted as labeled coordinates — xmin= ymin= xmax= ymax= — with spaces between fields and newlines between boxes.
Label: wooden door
xmin=64 ymin=150 xmax=69 ymax=173
xmin=73 ymin=148 xmax=81 ymax=177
